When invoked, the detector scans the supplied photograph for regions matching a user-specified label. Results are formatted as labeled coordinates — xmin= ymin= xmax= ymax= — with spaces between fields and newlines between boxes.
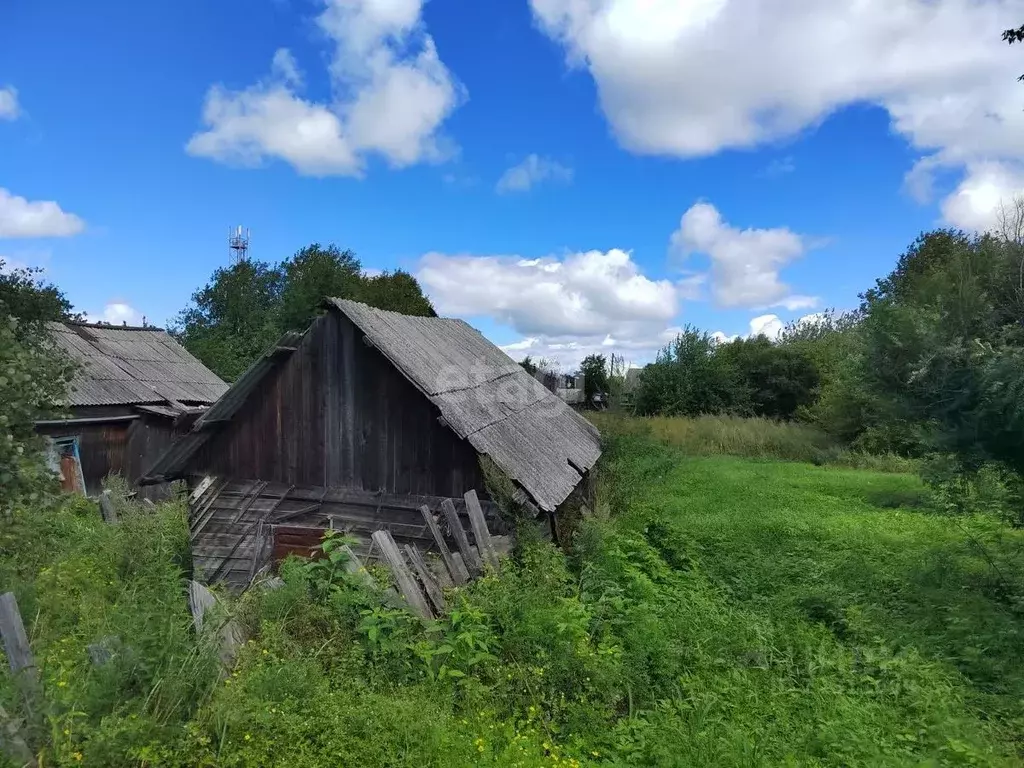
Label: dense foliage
xmin=579 ymin=354 xmax=609 ymax=405
xmin=0 ymin=260 xmax=78 ymax=325
xmin=2 ymin=425 xmax=1022 ymax=765
xmin=173 ymin=244 xmax=434 ymax=381
xmin=0 ymin=263 xmax=76 ymax=514
xmin=596 ymin=222 xmax=1024 ymax=520
xmin=630 ymin=326 xmax=819 ymax=421
xmin=0 ymin=317 xmax=73 ymax=513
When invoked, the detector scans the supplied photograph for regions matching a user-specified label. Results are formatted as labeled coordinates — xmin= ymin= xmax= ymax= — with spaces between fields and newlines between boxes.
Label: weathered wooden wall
xmin=190 ymin=479 xmax=508 ymax=590
xmin=36 ymin=421 xmax=129 ymax=497
xmin=192 ymin=313 xmax=486 ymax=498
xmin=37 ymin=411 xmax=180 ymax=499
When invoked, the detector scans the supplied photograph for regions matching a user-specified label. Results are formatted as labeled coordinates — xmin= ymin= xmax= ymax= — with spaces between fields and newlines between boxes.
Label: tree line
xmin=170 ymin=244 xmax=435 ymax=381
xmin=565 ymin=212 xmax=1024 ymax=522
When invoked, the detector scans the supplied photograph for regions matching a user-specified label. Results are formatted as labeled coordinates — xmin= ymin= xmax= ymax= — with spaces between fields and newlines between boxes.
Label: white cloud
xmin=85 ymin=302 xmax=144 ymax=327
xmin=187 ymin=0 xmax=463 ymax=176
xmin=671 ymin=201 xmax=811 ymax=309
xmin=761 ymin=156 xmax=795 ymax=178
xmin=496 ymin=154 xmax=574 ymax=193
xmin=713 ymin=311 xmax=828 ymax=344
xmin=0 ymin=86 xmax=20 ymax=121
xmin=418 ymin=248 xmax=680 ymax=368
xmin=0 ymin=189 xmax=85 ymax=238
xmin=748 ymin=313 xmax=785 ymax=340
xmin=529 ymin=0 xmax=1024 ymax=232
xmin=940 ymin=161 xmax=1024 ymax=232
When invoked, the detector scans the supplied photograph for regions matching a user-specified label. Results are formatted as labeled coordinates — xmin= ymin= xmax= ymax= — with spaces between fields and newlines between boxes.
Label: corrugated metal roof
xmin=48 ymin=322 xmax=228 ymax=407
xmin=328 ymin=299 xmax=601 ymax=511
xmin=144 ymin=303 xmax=601 ymax=511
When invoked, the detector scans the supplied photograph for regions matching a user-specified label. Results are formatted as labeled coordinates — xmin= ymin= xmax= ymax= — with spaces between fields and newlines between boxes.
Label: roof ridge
xmin=61 ymin=321 xmax=166 ymax=332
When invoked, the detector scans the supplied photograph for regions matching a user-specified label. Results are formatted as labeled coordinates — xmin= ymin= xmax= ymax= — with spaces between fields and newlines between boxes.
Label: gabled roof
xmin=145 ymin=302 xmax=601 ymax=512
xmin=47 ymin=322 xmax=228 ymax=407
xmin=330 ymin=299 xmax=602 ymax=511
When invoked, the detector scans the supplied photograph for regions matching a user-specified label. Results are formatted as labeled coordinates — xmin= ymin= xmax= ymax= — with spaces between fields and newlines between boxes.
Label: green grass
xmin=597 ymin=432 xmax=1024 ymax=763
xmin=589 ymin=411 xmax=915 ymax=471
xmin=2 ymin=428 xmax=1022 ymax=766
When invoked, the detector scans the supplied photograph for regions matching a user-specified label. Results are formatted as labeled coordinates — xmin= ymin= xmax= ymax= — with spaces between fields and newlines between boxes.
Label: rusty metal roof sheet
xmin=47 ymin=322 xmax=228 ymax=407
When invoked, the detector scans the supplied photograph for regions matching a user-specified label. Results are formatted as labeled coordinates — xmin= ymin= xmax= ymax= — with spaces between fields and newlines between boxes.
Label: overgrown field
xmin=2 ymin=423 xmax=1023 ymax=765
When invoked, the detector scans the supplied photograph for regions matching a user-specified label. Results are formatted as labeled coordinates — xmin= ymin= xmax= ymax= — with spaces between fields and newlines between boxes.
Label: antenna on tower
xmin=228 ymin=225 xmax=250 ymax=263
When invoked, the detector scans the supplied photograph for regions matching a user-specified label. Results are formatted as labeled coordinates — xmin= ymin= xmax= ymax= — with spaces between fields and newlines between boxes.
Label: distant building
xmin=533 ymin=369 xmax=586 ymax=406
xmin=36 ymin=321 xmax=228 ymax=499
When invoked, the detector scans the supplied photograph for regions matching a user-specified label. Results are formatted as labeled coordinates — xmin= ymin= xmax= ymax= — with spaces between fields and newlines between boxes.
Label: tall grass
xmin=589 ymin=412 xmax=915 ymax=472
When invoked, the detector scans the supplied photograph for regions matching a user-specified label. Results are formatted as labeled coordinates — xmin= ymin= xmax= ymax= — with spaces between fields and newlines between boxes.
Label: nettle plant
xmin=303 ymin=530 xmax=499 ymax=684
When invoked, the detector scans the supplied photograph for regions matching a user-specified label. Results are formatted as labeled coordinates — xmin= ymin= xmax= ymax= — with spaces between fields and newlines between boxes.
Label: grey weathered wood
xmin=419 ymin=504 xmax=465 ymax=585
xmin=98 ymin=490 xmax=118 ymax=524
xmin=450 ymin=552 xmax=471 ymax=584
xmin=142 ymin=498 xmax=156 ymax=510
xmin=0 ymin=705 xmax=33 ymax=766
xmin=0 ymin=593 xmax=42 ymax=744
xmin=404 ymin=544 xmax=447 ymax=614
xmin=188 ymin=581 xmax=245 ymax=668
xmin=188 ymin=581 xmax=217 ymax=633
xmin=0 ymin=594 xmax=34 ymax=678
xmin=441 ymin=498 xmax=482 ymax=576
xmin=189 ymin=475 xmax=216 ymax=505
xmin=372 ymin=531 xmax=432 ymax=619
xmin=341 ymin=545 xmax=377 ymax=588
xmin=464 ymin=490 xmax=499 ymax=569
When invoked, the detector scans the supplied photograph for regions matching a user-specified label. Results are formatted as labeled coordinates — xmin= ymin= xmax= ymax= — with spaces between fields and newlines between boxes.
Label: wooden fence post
xmin=404 ymin=544 xmax=447 ymax=614
xmin=0 ymin=592 xmax=43 ymax=744
xmin=372 ymin=531 xmax=433 ymax=620
xmin=441 ymin=498 xmax=482 ymax=576
xmin=98 ymin=490 xmax=118 ymax=524
xmin=419 ymin=505 xmax=466 ymax=586
xmin=464 ymin=490 xmax=499 ymax=570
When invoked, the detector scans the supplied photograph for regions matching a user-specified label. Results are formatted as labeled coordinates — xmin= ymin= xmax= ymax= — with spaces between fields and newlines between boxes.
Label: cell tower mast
xmin=228 ymin=225 xmax=250 ymax=263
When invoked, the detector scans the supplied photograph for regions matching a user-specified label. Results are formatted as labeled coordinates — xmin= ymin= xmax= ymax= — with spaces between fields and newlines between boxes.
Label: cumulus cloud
xmin=417 ymin=248 xmax=680 ymax=368
xmin=748 ymin=313 xmax=785 ymax=340
xmin=0 ymin=189 xmax=85 ymax=238
xmin=671 ymin=201 xmax=814 ymax=309
xmin=529 ymin=0 xmax=1024 ymax=232
xmin=496 ymin=154 xmax=574 ymax=193
xmin=0 ymin=86 xmax=20 ymax=121
xmin=85 ymin=302 xmax=144 ymax=326
xmin=940 ymin=161 xmax=1024 ymax=232
xmin=187 ymin=0 xmax=463 ymax=176
xmin=712 ymin=311 xmax=827 ymax=344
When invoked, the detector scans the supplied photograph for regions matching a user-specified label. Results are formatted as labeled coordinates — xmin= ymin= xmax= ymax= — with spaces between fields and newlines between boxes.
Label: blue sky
xmin=2 ymin=0 xmax=1023 ymax=367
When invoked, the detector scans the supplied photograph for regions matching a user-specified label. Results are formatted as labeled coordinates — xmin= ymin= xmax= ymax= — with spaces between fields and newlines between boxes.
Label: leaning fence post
xmin=98 ymin=490 xmax=118 ymax=524
xmin=441 ymin=498 xmax=482 ymax=576
xmin=464 ymin=490 xmax=499 ymax=570
xmin=371 ymin=531 xmax=433 ymax=620
xmin=0 ymin=592 xmax=43 ymax=739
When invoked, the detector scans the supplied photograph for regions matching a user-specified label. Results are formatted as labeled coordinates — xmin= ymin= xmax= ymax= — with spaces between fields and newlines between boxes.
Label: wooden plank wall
xmin=190 ymin=478 xmax=508 ymax=591
xmin=192 ymin=312 xmax=486 ymax=498
xmin=36 ymin=422 xmax=129 ymax=496
xmin=38 ymin=415 xmax=181 ymax=499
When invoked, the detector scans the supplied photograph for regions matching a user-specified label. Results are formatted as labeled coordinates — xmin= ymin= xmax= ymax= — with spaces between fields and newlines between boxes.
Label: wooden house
xmin=36 ymin=321 xmax=228 ymax=499
xmin=143 ymin=299 xmax=602 ymax=590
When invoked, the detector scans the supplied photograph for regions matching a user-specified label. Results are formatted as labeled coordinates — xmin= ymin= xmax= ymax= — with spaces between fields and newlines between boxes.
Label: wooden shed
xmin=36 ymin=321 xmax=228 ymax=499
xmin=143 ymin=299 xmax=602 ymax=590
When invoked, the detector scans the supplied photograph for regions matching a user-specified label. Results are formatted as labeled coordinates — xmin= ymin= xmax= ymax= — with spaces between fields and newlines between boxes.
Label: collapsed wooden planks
xmin=371 ymin=490 xmax=510 ymax=619
xmin=188 ymin=477 xmax=510 ymax=593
